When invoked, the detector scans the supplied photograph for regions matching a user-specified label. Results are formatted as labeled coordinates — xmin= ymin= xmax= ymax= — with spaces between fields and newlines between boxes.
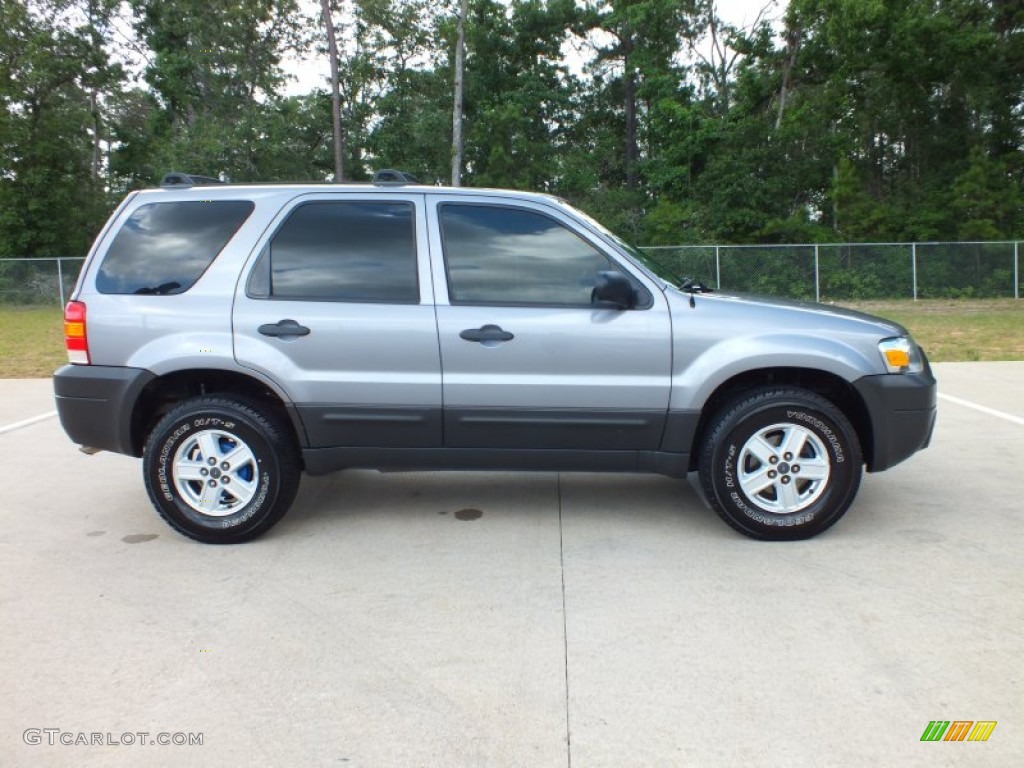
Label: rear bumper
xmin=53 ymin=365 xmax=155 ymax=456
xmin=854 ymin=366 xmax=937 ymax=472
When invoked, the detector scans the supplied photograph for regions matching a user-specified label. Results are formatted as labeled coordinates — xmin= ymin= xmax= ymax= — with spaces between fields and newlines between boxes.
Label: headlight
xmin=878 ymin=336 xmax=924 ymax=374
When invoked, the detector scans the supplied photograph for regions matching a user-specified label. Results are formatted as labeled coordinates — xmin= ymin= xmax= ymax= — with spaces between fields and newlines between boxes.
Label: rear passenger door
xmin=427 ymin=197 xmax=672 ymax=451
xmin=233 ymin=193 xmax=442 ymax=448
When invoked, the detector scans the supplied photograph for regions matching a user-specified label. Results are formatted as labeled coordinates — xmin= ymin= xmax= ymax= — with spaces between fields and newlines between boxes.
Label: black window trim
xmin=246 ymin=199 xmax=421 ymax=305
xmin=436 ymin=201 xmax=654 ymax=310
xmin=96 ymin=199 xmax=255 ymax=296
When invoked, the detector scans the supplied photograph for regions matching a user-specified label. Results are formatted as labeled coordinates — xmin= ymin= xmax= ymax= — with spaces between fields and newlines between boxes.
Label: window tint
xmin=97 ymin=201 xmax=254 ymax=295
xmin=440 ymin=204 xmax=614 ymax=305
xmin=264 ymin=201 xmax=417 ymax=303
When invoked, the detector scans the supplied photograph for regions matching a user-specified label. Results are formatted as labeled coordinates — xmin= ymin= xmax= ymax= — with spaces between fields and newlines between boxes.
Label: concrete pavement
xmin=1 ymin=363 xmax=1021 ymax=766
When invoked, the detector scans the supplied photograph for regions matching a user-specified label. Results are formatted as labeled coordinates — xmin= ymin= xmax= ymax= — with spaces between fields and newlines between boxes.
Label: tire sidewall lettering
xmin=723 ymin=444 xmax=737 ymax=489
xmin=785 ymin=409 xmax=845 ymax=463
xmin=713 ymin=399 xmax=856 ymax=532
xmin=156 ymin=423 xmax=190 ymax=502
xmin=149 ymin=413 xmax=278 ymax=532
xmin=190 ymin=417 xmax=236 ymax=430
xmin=721 ymin=415 xmax=833 ymax=527
xmin=222 ymin=471 xmax=272 ymax=528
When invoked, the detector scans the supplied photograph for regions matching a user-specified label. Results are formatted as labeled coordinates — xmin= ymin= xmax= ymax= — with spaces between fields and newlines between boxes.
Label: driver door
xmin=427 ymin=197 xmax=672 ymax=450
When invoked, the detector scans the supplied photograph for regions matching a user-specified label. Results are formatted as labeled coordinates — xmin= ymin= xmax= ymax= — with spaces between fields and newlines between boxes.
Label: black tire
xmin=142 ymin=396 xmax=301 ymax=544
xmin=698 ymin=388 xmax=862 ymax=541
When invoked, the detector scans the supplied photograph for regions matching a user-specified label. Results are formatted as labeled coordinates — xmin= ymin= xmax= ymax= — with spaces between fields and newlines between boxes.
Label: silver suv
xmin=53 ymin=174 xmax=936 ymax=543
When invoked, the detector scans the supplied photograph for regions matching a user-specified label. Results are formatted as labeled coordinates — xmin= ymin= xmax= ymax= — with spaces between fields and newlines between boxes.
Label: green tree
xmin=0 ymin=1 xmax=118 ymax=256
xmin=443 ymin=0 xmax=582 ymax=191
xmin=127 ymin=0 xmax=306 ymax=181
xmin=781 ymin=0 xmax=1022 ymax=240
xmin=951 ymin=147 xmax=1022 ymax=240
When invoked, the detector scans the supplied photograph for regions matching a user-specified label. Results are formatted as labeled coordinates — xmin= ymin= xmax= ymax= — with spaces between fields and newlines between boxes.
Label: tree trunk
xmin=90 ymin=88 xmax=101 ymax=180
xmin=623 ymin=36 xmax=638 ymax=189
xmin=320 ymin=0 xmax=344 ymax=182
xmin=451 ymin=0 xmax=468 ymax=187
xmin=775 ymin=24 xmax=801 ymax=131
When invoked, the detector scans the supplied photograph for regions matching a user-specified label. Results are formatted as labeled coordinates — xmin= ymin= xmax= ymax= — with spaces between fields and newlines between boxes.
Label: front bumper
xmin=854 ymin=365 xmax=937 ymax=472
xmin=53 ymin=365 xmax=155 ymax=456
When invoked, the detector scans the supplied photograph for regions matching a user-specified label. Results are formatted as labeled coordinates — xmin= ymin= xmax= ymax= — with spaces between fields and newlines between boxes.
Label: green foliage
xmin=125 ymin=0 xmax=308 ymax=183
xmin=950 ymin=147 xmax=1022 ymax=240
xmin=0 ymin=0 xmax=1021 ymax=259
xmin=0 ymin=1 xmax=116 ymax=256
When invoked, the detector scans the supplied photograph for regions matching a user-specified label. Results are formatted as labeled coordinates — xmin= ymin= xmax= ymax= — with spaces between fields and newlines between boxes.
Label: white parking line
xmin=0 ymin=411 xmax=57 ymax=435
xmin=938 ymin=393 xmax=1024 ymax=427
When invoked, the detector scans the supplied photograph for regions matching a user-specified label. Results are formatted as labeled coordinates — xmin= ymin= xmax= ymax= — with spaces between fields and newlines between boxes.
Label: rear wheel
xmin=698 ymin=388 xmax=862 ymax=540
xmin=142 ymin=396 xmax=301 ymax=544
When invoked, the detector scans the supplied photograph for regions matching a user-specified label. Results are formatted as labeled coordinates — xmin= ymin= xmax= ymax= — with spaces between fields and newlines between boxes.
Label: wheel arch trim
xmin=687 ymin=368 xmax=875 ymax=471
xmin=129 ymin=367 xmax=306 ymax=456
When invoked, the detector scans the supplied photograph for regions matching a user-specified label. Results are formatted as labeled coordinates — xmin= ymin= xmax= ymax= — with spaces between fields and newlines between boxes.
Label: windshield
xmin=552 ymin=199 xmax=669 ymax=288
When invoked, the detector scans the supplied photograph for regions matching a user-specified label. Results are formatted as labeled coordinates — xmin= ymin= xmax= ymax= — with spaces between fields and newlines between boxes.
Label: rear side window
xmin=250 ymin=201 xmax=418 ymax=303
xmin=96 ymin=201 xmax=254 ymax=295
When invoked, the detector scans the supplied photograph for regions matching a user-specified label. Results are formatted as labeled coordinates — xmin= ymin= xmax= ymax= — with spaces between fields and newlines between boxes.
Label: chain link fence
xmin=0 ymin=257 xmax=85 ymax=306
xmin=1 ymin=242 xmax=1021 ymax=305
xmin=638 ymin=241 xmax=1022 ymax=301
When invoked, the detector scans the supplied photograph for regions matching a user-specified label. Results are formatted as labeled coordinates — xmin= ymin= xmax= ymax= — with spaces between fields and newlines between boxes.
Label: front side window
xmin=440 ymin=204 xmax=615 ymax=306
xmin=97 ymin=201 xmax=254 ymax=294
xmin=256 ymin=201 xmax=418 ymax=303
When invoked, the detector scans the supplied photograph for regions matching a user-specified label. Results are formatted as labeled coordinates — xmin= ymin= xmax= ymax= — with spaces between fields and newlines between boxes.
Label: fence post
xmin=814 ymin=244 xmax=820 ymax=303
xmin=57 ymin=257 xmax=65 ymax=307
xmin=715 ymin=245 xmax=721 ymax=289
xmin=1015 ymin=241 xmax=1019 ymax=300
xmin=911 ymin=243 xmax=918 ymax=301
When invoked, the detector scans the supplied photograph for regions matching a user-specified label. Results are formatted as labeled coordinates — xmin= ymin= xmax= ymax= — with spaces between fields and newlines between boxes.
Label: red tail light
xmin=64 ymin=301 xmax=90 ymax=364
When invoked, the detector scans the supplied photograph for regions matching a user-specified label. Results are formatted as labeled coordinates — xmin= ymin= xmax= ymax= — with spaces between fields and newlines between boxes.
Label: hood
xmin=665 ymin=287 xmax=908 ymax=337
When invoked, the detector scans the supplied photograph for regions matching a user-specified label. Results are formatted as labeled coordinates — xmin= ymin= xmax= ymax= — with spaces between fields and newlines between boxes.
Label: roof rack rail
xmin=160 ymin=172 xmax=225 ymax=189
xmin=373 ymin=169 xmax=419 ymax=186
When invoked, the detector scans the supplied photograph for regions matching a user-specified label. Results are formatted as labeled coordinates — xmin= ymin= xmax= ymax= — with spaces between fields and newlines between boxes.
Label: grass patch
xmin=0 ymin=299 xmax=1021 ymax=378
xmin=838 ymin=299 xmax=1024 ymax=362
xmin=0 ymin=305 xmax=65 ymax=378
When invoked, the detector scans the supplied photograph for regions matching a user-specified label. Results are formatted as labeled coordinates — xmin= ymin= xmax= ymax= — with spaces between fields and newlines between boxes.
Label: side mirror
xmin=591 ymin=270 xmax=636 ymax=310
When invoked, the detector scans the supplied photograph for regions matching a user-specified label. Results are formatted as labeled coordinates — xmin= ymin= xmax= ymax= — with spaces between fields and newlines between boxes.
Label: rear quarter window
xmin=96 ymin=200 xmax=254 ymax=294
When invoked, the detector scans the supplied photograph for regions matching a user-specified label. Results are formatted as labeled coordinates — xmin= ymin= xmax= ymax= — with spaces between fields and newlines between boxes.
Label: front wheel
xmin=698 ymin=388 xmax=863 ymax=540
xmin=142 ymin=396 xmax=301 ymax=544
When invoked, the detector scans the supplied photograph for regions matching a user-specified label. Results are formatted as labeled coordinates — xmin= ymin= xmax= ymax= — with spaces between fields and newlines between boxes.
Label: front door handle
xmin=258 ymin=319 xmax=311 ymax=338
xmin=459 ymin=324 xmax=514 ymax=343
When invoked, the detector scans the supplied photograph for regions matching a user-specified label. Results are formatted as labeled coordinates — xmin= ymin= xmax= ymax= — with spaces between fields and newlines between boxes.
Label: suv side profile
xmin=54 ymin=175 xmax=936 ymax=543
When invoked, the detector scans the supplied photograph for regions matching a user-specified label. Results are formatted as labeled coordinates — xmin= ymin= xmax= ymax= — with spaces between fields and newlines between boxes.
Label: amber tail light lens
xmin=64 ymin=301 xmax=89 ymax=364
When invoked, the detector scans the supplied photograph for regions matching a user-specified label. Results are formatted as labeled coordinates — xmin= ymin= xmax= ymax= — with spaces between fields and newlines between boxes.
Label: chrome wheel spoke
xmin=175 ymin=459 xmax=208 ymax=482
xmin=221 ymin=442 xmax=254 ymax=468
xmin=780 ymin=426 xmax=807 ymax=459
xmin=746 ymin=435 xmax=776 ymax=465
xmin=195 ymin=481 xmax=223 ymax=514
xmin=738 ymin=422 xmax=830 ymax=515
xmin=223 ymin=476 xmax=256 ymax=505
xmin=196 ymin=431 xmax=221 ymax=463
xmin=798 ymin=458 xmax=830 ymax=481
xmin=740 ymin=467 xmax=775 ymax=497
xmin=776 ymin=479 xmax=802 ymax=511
xmin=172 ymin=429 xmax=259 ymax=517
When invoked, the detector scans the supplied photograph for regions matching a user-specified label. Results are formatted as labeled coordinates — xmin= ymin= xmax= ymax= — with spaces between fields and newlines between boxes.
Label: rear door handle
xmin=258 ymin=319 xmax=310 ymax=338
xmin=459 ymin=324 xmax=515 ymax=343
